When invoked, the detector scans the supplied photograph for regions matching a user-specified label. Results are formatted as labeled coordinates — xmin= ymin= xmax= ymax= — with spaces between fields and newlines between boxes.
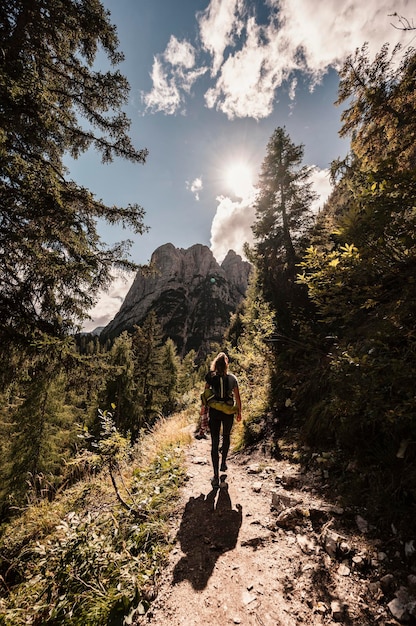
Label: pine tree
xmin=160 ymin=338 xmax=179 ymax=414
xmin=252 ymin=127 xmax=316 ymax=335
xmin=5 ymin=365 xmax=81 ymax=506
xmin=131 ymin=312 xmax=166 ymax=434
xmin=99 ymin=331 xmax=137 ymax=435
xmin=177 ymin=349 xmax=198 ymax=394
xmin=0 ymin=0 xmax=148 ymax=377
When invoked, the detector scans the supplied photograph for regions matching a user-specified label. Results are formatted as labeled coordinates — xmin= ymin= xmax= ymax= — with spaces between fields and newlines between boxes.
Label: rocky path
xmin=136 ymin=428 xmax=414 ymax=625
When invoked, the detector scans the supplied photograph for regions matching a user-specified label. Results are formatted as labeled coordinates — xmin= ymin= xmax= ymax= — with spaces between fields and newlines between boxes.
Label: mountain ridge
xmin=101 ymin=243 xmax=251 ymax=357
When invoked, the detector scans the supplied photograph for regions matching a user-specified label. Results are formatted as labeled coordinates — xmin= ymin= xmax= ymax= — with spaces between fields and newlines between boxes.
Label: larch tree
xmin=0 ymin=0 xmax=148 ymax=379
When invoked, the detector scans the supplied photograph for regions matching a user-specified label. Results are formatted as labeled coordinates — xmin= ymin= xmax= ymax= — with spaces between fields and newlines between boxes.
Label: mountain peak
xmin=101 ymin=243 xmax=251 ymax=357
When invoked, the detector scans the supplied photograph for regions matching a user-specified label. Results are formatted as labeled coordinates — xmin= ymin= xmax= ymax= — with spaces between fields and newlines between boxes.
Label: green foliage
xmin=295 ymin=42 xmax=416 ymax=458
xmin=252 ymin=126 xmax=317 ymax=335
xmin=0 ymin=343 xmax=89 ymax=511
xmin=239 ymin=44 xmax=416 ymax=528
xmin=93 ymin=409 xmax=131 ymax=471
xmin=225 ymin=272 xmax=276 ymax=449
xmin=0 ymin=0 xmax=148 ymax=375
xmin=98 ymin=332 xmax=138 ymax=436
xmin=269 ymin=45 xmax=416 ymax=524
xmin=97 ymin=315 xmax=180 ymax=441
xmin=337 ymin=42 xmax=416 ymax=172
xmin=130 ymin=313 xmax=170 ymax=432
xmin=0 ymin=423 xmax=186 ymax=625
xmin=159 ymin=339 xmax=180 ymax=413
xmin=177 ymin=349 xmax=199 ymax=396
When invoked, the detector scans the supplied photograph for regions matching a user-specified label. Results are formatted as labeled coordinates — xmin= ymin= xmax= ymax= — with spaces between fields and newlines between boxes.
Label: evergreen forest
xmin=0 ymin=1 xmax=415 ymax=624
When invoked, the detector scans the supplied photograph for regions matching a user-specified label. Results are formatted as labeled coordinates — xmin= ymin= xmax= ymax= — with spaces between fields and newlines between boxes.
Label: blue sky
xmin=68 ymin=0 xmax=414 ymax=330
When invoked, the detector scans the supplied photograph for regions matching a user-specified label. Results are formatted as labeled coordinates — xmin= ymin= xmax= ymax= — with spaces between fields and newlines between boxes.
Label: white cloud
xmin=275 ymin=0 xmax=410 ymax=72
xmin=142 ymin=36 xmax=208 ymax=114
xmin=205 ymin=16 xmax=290 ymax=119
xmin=198 ymin=0 xmax=246 ymax=75
xmin=210 ymin=191 xmax=256 ymax=263
xmin=164 ymin=35 xmax=196 ymax=68
xmin=204 ymin=0 xmax=413 ymax=119
xmin=186 ymin=176 xmax=203 ymax=200
xmin=141 ymin=57 xmax=182 ymax=115
xmin=82 ymin=272 xmax=135 ymax=333
xmin=142 ymin=0 xmax=413 ymax=118
xmin=310 ymin=168 xmax=333 ymax=213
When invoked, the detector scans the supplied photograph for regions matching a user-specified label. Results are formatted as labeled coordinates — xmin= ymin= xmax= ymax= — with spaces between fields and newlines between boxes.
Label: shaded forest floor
xmin=135 ymin=425 xmax=415 ymax=626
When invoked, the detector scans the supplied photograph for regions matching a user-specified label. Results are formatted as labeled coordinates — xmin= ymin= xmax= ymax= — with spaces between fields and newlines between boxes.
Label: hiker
xmin=204 ymin=352 xmax=242 ymax=488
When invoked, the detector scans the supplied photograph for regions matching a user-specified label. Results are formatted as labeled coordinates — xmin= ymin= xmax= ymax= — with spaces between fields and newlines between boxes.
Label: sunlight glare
xmin=225 ymin=162 xmax=254 ymax=199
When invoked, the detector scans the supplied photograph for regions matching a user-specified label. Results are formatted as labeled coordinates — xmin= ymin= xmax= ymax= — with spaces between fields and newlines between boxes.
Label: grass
xmin=0 ymin=408 xmax=195 ymax=626
xmin=0 ymin=389 xmax=265 ymax=625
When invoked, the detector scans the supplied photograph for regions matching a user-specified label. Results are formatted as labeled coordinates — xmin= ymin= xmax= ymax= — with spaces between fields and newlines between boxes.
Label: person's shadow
xmin=172 ymin=478 xmax=243 ymax=590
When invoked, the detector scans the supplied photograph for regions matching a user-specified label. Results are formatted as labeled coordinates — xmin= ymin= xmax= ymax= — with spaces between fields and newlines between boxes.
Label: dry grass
xmin=137 ymin=406 xmax=195 ymax=468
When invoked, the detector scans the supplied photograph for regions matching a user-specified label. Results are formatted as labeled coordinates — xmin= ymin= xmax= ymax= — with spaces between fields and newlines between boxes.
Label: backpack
xmin=210 ymin=373 xmax=231 ymax=403
xmin=201 ymin=372 xmax=237 ymax=415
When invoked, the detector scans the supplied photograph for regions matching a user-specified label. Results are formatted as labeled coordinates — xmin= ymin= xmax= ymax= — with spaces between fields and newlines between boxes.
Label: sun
xmin=225 ymin=161 xmax=254 ymax=199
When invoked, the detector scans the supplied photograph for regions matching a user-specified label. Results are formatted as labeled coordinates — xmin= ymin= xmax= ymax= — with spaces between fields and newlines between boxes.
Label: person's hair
xmin=210 ymin=352 xmax=229 ymax=376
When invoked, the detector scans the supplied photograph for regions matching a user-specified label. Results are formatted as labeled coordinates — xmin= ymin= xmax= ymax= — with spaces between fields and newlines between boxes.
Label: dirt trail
xmin=136 ymin=427 xmax=398 ymax=626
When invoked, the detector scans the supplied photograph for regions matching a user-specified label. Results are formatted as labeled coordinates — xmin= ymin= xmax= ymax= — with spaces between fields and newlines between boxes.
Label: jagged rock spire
xmin=101 ymin=243 xmax=251 ymax=357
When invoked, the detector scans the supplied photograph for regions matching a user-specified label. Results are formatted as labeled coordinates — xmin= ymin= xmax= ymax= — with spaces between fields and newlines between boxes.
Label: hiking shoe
xmin=220 ymin=462 xmax=227 ymax=472
xmin=211 ymin=476 xmax=220 ymax=488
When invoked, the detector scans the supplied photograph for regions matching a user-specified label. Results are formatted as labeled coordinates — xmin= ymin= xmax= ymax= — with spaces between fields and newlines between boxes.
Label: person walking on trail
xmin=205 ymin=352 xmax=242 ymax=488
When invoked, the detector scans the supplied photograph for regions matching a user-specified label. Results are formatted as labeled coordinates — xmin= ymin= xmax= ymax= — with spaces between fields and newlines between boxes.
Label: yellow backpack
xmin=200 ymin=386 xmax=238 ymax=415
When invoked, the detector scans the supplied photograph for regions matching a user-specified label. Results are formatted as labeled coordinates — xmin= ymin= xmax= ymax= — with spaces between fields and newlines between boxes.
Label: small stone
xmin=315 ymin=601 xmax=328 ymax=614
xmin=356 ymin=515 xmax=369 ymax=533
xmin=368 ymin=582 xmax=383 ymax=600
xmin=388 ymin=597 xmax=409 ymax=621
xmin=380 ymin=574 xmax=395 ymax=594
xmin=302 ymin=563 xmax=315 ymax=572
xmin=275 ymin=507 xmax=305 ymax=529
xmin=193 ymin=456 xmax=207 ymax=465
xmin=297 ymin=534 xmax=316 ymax=554
xmin=338 ymin=563 xmax=351 ymax=576
xmin=321 ymin=529 xmax=341 ymax=558
xmin=242 ymin=591 xmax=257 ymax=605
xmin=271 ymin=491 xmax=299 ymax=511
xmin=405 ymin=540 xmax=416 ymax=558
xmin=339 ymin=541 xmax=351 ymax=556
xmin=331 ymin=600 xmax=344 ymax=621
xmin=253 ymin=481 xmax=263 ymax=493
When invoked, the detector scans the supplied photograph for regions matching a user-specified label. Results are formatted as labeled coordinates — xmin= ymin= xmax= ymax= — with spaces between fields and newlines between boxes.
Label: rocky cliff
xmin=101 ymin=243 xmax=251 ymax=357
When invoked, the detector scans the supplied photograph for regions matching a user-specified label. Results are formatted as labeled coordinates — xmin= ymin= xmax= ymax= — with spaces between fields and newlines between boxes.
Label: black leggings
xmin=209 ymin=408 xmax=234 ymax=477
